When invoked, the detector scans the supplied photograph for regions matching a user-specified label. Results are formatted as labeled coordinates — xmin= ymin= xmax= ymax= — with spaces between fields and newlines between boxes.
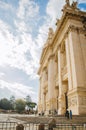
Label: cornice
xmin=52 ymin=8 xmax=86 ymax=49
xmin=40 ymin=44 xmax=52 ymax=64
xmin=40 ymin=8 xmax=86 ymax=65
xmin=38 ymin=7 xmax=86 ymax=75
xmin=58 ymin=25 xmax=86 ymax=49
xmin=65 ymin=25 xmax=86 ymax=39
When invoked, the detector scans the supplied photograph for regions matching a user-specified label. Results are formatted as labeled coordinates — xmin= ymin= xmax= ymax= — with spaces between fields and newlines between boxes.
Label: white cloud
xmin=15 ymin=21 xmax=27 ymax=33
xmin=0 ymin=79 xmax=37 ymax=102
xmin=0 ymin=1 xmax=13 ymax=10
xmin=0 ymin=72 xmax=5 ymax=78
xmin=46 ymin=0 xmax=65 ymax=23
xmin=0 ymin=0 xmax=85 ymax=101
xmin=0 ymin=20 xmax=39 ymax=78
xmin=17 ymin=0 xmax=39 ymax=20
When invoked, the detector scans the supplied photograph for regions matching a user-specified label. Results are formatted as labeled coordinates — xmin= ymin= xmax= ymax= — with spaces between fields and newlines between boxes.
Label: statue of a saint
xmin=71 ymin=1 xmax=78 ymax=9
xmin=65 ymin=0 xmax=70 ymax=6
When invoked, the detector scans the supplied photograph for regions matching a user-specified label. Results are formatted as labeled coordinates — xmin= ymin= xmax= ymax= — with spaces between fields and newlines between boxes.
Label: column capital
xmin=57 ymin=44 xmax=61 ymax=51
xmin=48 ymin=54 xmax=55 ymax=61
xmin=43 ymin=66 xmax=47 ymax=71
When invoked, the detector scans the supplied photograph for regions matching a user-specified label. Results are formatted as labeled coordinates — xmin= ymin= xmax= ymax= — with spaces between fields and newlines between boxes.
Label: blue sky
xmin=0 ymin=0 xmax=86 ymax=103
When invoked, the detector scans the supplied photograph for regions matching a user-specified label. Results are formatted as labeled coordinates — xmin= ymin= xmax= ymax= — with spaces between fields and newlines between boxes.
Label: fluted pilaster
xmin=48 ymin=54 xmax=56 ymax=110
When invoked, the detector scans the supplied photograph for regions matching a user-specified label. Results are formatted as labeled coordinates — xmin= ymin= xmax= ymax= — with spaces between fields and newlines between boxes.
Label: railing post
xmin=72 ymin=125 xmax=76 ymax=130
xmin=16 ymin=124 xmax=24 ymax=130
xmin=84 ymin=123 xmax=86 ymax=130
xmin=48 ymin=119 xmax=56 ymax=130
xmin=38 ymin=123 xmax=45 ymax=130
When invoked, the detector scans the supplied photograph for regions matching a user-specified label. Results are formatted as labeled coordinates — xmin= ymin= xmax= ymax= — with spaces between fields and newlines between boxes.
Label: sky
xmin=0 ymin=0 xmax=86 ymax=103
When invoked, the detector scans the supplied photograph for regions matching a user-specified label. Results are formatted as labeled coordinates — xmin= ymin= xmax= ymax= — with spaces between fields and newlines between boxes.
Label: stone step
xmin=13 ymin=115 xmax=86 ymax=124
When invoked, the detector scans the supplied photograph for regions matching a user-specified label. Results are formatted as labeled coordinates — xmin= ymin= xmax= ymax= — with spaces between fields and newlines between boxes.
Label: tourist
xmin=65 ymin=110 xmax=69 ymax=119
xmin=69 ymin=110 xmax=72 ymax=119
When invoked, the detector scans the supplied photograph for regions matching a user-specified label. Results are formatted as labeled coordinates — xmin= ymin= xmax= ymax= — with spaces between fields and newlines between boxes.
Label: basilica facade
xmin=38 ymin=1 xmax=86 ymax=115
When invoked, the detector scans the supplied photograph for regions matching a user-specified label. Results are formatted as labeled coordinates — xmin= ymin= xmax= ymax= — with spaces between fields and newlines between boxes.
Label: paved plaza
xmin=0 ymin=114 xmax=86 ymax=130
xmin=0 ymin=113 xmax=34 ymax=122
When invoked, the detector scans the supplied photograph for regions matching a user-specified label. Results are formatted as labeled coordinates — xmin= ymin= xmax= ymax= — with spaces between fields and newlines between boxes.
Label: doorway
xmin=65 ymin=92 xmax=68 ymax=110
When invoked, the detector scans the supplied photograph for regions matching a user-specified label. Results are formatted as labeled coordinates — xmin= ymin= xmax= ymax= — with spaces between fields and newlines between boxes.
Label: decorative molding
xmin=61 ymin=25 xmax=86 ymax=45
xmin=43 ymin=66 xmax=47 ymax=71
xmin=39 ymin=9 xmax=86 ymax=68
xmin=68 ymin=96 xmax=77 ymax=107
xmin=48 ymin=54 xmax=55 ymax=61
xmin=55 ymin=53 xmax=58 ymax=62
xmin=61 ymin=41 xmax=65 ymax=53
xmin=79 ymin=97 xmax=86 ymax=105
xmin=69 ymin=25 xmax=85 ymax=34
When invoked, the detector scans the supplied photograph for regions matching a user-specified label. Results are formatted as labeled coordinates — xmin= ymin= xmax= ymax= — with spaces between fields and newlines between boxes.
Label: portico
xmin=38 ymin=1 xmax=86 ymax=115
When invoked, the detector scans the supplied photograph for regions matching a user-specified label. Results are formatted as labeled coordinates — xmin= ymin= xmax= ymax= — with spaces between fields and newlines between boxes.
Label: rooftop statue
xmin=47 ymin=28 xmax=54 ymax=44
xmin=65 ymin=0 xmax=70 ymax=6
xmin=44 ymin=28 xmax=54 ymax=48
xmin=71 ymin=1 xmax=78 ymax=9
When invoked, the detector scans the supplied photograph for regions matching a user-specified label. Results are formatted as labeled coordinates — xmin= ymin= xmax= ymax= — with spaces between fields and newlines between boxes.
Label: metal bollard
xmin=84 ymin=123 xmax=86 ymax=128
xmin=84 ymin=123 xmax=86 ymax=130
xmin=48 ymin=119 xmax=56 ymax=130
xmin=38 ymin=124 xmax=45 ymax=130
xmin=16 ymin=124 xmax=24 ymax=130
xmin=72 ymin=125 xmax=76 ymax=130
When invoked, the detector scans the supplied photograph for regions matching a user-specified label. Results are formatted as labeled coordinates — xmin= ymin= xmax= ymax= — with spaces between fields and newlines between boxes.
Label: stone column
xmin=68 ymin=29 xmax=86 ymax=114
xmin=40 ymin=75 xmax=43 ymax=112
xmin=65 ymin=37 xmax=73 ymax=90
xmin=38 ymin=77 xmax=41 ymax=113
xmin=58 ymin=48 xmax=63 ymax=97
xmin=41 ymin=69 xmax=46 ymax=112
xmin=48 ymin=54 xmax=56 ymax=111
xmin=42 ymin=68 xmax=47 ymax=112
xmin=69 ymin=30 xmax=86 ymax=89
xmin=58 ymin=47 xmax=65 ymax=114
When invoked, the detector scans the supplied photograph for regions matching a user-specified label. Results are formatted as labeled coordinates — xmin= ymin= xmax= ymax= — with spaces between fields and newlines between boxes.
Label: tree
xmin=0 ymin=98 xmax=12 ymax=110
xmin=29 ymin=102 xmax=37 ymax=110
xmin=26 ymin=95 xmax=32 ymax=103
xmin=10 ymin=96 xmax=15 ymax=110
xmin=15 ymin=99 xmax=26 ymax=113
xmin=25 ymin=95 xmax=37 ymax=110
xmin=25 ymin=95 xmax=32 ymax=108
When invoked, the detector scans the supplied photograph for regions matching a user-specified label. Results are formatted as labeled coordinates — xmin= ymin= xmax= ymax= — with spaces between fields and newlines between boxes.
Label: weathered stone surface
xmin=38 ymin=0 xmax=86 ymax=115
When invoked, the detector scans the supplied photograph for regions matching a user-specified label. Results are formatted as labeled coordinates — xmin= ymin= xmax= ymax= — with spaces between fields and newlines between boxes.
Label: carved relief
xmin=71 ymin=97 xmax=77 ymax=105
xmin=68 ymin=96 xmax=77 ymax=107
xmin=48 ymin=54 xmax=55 ymax=61
xmin=63 ymin=25 xmax=86 ymax=43
xmin=79 ymin=97 xmax=86 ymax=105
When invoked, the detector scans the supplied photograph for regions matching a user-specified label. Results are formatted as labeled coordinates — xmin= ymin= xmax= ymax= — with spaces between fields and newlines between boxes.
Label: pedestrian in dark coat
xmin=65 ymin=110 xmax=69 ymax=119
xmin=69 ymin=110 xmax=72 ymax=119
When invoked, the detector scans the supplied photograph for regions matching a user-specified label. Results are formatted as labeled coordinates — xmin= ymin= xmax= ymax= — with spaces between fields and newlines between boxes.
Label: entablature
xmin=38 ymin=0 xmax=86 ymax=75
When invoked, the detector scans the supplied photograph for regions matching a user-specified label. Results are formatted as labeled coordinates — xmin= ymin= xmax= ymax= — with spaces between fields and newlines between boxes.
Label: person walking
xmin=65 ymin=110 xmax=69 ymax=119
xmin=69 ymin=110 xmax=72 ymax=119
